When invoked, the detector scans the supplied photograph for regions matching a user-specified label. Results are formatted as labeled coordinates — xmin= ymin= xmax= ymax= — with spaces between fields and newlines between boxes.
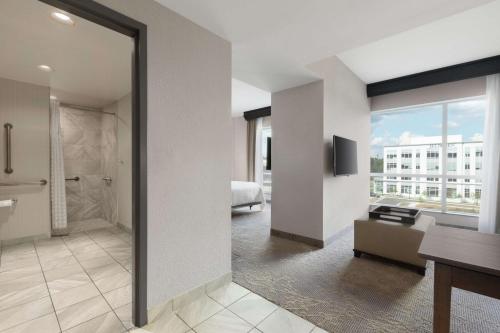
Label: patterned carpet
xmin=231 ymin=205 xmax=500 ymax=333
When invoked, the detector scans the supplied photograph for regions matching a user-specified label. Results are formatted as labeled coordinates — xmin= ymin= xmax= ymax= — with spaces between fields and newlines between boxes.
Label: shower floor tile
xmin=0 ymin=224 xmax=132 ymax=332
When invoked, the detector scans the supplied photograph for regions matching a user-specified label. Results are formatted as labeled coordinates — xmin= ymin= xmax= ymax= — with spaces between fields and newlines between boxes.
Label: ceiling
xmin=1 ymin=1 xmax=495 ymax=113
xmin=155 ymin=0 xmax=495 ymax=93
xmin=0 ymin=0 xmax=133 ymax=108
xmin=231 ymin=79 xmax=271 ymax=116
xmin=338 ymin=0 xmax=500 ymax=83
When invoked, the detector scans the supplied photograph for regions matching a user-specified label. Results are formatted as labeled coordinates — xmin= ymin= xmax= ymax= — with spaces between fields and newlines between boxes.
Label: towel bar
xmin=0 ymin=179 xmax=48 ymax=186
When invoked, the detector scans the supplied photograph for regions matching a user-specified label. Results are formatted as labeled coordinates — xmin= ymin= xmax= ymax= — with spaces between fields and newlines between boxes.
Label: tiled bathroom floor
xmin=0 ymin=226 xmax=133 ymax=332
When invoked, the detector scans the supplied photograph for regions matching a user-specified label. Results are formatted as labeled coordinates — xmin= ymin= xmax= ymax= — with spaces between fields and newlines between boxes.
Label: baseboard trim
xmin=147 ymin=272 xmax=232 ymax=324
xmin=116 ymin=222 xmax=132 ymax=234
xmin=270 ymin=228 xmax=324 ymax=248
xmin=0 ymin=233 xmax=50 ymax=246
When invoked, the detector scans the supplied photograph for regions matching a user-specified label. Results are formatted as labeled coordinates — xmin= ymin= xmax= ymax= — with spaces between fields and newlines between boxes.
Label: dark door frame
xmin=38 ymin=0 xmax=148 ymax=326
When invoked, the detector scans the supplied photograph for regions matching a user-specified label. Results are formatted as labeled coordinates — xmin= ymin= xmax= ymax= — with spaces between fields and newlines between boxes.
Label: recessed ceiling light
xmin=51 ymin=11 xmax=74 ymax=25
xmin=38 ymin=65 xmax=53 ymax=72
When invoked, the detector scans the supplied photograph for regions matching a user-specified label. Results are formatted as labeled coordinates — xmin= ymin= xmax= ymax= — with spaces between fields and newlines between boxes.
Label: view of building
xmin=371 ymin=135 xmax=482 ymax=214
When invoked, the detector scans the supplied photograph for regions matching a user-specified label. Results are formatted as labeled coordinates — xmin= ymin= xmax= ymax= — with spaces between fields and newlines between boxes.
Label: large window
xmin=370 ymin=98 xmax=485 ymax=215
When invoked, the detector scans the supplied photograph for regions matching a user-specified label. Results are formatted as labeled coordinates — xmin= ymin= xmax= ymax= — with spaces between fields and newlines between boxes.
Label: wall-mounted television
xmin=333 ymin=135 xmax=357 ymax=176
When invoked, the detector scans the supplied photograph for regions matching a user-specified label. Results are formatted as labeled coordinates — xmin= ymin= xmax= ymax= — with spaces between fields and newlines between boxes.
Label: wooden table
xmin=418 ymin=225 xmax=500 ymax=333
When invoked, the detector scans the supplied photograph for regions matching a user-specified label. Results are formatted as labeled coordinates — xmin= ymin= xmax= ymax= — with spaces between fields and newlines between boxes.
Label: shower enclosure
xmin=60 ymin=104 xmax=118 ymax=232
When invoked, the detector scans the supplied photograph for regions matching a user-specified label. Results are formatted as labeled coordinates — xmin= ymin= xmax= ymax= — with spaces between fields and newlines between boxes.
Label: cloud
xmin=470 ymin=133 xmax=483 ymax=141
xmin=371 ymin=137 xmax=384 ymax=145
xmin=399 ymin=131 xmax=413 ymax=145
xmin=370 ymin=133 xmax=401 ymax=147
xmin=398 ymin=131 xmax=426 ymax=145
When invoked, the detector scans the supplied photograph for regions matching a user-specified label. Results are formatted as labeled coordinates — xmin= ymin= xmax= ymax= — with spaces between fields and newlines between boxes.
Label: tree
xmin=370 ymin=157 xmax=384 ymax=173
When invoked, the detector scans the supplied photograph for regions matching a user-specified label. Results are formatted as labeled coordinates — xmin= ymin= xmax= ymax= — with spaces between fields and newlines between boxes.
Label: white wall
xmin=271 ymin=56 xmax=370 ymax=244
xmin=231 ymin=116 xmax=248 ymax=181
xmin=0 ymin=78 xmax=50 ymax=241
xmin=271 ymin=81 xmax=325 ymax=240
xmin=116 ymin=94 xmax=132 ymax=230
xmin=310 ymin=56 xmax=371 ymax=239
xmin=96 ymin=0 xmax=232 ymax=309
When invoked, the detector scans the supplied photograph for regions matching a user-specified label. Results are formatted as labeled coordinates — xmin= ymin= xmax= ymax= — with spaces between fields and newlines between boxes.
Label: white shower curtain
xmin=479 ymin=74 xmax=500 ymax=234
xmin=50 ymin=100 xmax=68 ymax=235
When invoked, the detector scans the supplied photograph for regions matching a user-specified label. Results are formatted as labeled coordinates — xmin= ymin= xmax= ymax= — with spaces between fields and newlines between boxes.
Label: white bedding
xmin=231 ymin=181 xmax=266 ymax=208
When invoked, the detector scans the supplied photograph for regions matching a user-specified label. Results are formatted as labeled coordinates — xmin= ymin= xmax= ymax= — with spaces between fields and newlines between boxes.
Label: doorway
xmin=0 ymin=0 xmax=147 ymax=328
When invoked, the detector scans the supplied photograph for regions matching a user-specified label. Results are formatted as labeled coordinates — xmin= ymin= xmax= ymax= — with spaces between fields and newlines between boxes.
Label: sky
xmin=370 ymin=99 xmax=485 ymax=157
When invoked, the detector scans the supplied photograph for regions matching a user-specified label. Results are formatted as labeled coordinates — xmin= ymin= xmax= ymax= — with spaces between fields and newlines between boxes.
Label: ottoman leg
xmin=353 ymin=249 xmax=362 ymax=258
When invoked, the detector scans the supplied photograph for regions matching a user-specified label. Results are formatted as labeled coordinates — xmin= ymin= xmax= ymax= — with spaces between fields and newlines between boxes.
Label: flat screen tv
xmin=333 ymin=135 xmax=357 ymax=176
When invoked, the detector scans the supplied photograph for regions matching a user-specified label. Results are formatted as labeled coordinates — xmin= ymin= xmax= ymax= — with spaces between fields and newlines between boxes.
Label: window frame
xmin=370 ymin=95 xmax=485 ymax=217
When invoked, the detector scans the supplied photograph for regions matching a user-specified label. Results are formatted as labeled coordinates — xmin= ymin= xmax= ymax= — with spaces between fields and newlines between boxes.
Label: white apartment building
xmin=377 ymin=135 xmax=482 ymax=202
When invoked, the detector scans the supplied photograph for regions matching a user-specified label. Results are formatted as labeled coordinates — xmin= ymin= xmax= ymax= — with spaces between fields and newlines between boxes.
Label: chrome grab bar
xmin=4 ymin=123 xmax=13 ymax=174
xmin=65 ymin=176 xmax=80 ymax=181
xmin=0 ymin=179 xmax=48 ymax=187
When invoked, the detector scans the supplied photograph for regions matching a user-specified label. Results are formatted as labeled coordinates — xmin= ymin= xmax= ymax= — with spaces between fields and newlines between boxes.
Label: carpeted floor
xmin=231 ymin=205 xmax=500 ymax=333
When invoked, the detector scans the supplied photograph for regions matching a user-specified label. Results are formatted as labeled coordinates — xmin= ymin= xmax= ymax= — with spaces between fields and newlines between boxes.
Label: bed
xmin=231 ymin=181 xmax=266 ymax=209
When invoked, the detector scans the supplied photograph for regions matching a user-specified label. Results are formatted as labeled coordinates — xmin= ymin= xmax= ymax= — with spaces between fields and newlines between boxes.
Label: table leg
xmin=434 ymin=263 xmax=452 ymax=333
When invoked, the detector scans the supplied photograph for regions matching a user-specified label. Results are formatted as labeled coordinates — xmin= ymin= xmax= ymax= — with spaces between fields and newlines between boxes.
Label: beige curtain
xmin=247 ymin=118 xmax=263 ymax=184
xmin=247 ymin=119 xmax=257 ymax=181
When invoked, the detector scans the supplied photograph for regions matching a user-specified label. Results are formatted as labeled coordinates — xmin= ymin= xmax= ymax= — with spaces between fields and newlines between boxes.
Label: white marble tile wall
xmin=60 ymin=107 xmax=117 ymax=224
